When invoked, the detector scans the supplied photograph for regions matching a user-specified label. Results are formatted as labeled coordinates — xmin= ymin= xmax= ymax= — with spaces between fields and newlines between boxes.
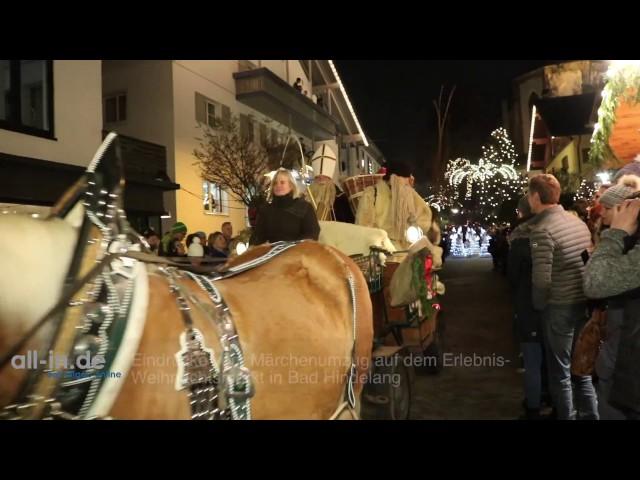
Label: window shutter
xmin=195 ymin=92 xmax=207 ymax=124
xmin=221 ymin=104 xmax=231 ymax=127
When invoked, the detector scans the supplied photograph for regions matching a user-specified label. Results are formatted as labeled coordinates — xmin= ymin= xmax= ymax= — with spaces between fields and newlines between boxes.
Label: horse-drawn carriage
xmin=317 ymin=173 xmax=445 ymax=420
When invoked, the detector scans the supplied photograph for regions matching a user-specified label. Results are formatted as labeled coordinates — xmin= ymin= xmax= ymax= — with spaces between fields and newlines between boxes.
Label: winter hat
xmin=170 ymin=222 xmax=188 ymax=234
xmin=599 ymin=183 xmax=636 ymax=208
xmin=187 ymin=236 xmax=204 ymax=257
xmin=383 ymin=161 xmax=413 ymax=180
xmin=617 ymin=174 xmax=640 ymax=191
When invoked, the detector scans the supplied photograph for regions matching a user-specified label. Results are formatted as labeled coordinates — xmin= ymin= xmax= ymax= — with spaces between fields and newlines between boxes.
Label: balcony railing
xmin=233 ymin=67 xmax=339 ymax=140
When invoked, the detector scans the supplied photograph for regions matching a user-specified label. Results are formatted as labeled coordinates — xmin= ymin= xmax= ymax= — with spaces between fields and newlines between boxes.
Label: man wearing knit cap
xmin=159 ymin=221 xmax=188 ymax=257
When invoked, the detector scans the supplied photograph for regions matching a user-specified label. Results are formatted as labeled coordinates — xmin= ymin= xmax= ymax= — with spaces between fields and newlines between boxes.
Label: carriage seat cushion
xmin=318 ymin=221 xmax=396 ymax=257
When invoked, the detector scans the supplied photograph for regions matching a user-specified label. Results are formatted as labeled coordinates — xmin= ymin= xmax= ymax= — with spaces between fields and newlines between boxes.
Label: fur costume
xmin=355 ymin=175 xmax=441 ymax=250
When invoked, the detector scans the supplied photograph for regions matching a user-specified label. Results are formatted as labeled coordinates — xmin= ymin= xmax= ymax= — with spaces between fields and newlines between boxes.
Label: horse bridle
xmin=1 ymin=132 xmax=359 ymax=420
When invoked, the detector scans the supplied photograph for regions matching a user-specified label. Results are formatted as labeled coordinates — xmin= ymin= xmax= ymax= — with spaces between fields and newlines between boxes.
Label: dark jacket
xmin=205 ymin=246 xmax=228 ymax=258
xmin=507 ymin=217 xmax=542 ymax=342
xmin=250 ymin=193 xmax=320 ymax=245
xmin=530 ymin=205 xmax=592 ymax=310
xmin=610 ymin=292 xmax=640 ymax=415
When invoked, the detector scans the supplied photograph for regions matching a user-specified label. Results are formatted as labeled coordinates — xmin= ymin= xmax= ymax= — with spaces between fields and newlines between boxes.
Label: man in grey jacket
xmin=528 ymin=174 xmax=598 ymax=420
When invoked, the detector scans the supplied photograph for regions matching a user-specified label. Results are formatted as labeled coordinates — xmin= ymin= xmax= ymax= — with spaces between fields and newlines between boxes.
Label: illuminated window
xmin=203 ymin=181 xmax=229 ymax=215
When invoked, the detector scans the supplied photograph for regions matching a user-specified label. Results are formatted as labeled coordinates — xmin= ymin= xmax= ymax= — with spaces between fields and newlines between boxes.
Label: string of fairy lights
xmin=444 ymin=128 xmax=527 ymax=222
xmin=573 ymin=179 xmax=598 ymax=203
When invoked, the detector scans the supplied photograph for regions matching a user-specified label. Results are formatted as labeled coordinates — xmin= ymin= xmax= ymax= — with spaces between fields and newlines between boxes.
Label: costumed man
xmin=354 ymin=161 xmax=441 ymax=251
xmin=308 ymin=144 xmax=339 ymax=221
xmin=307 ymin=144 xmax=354 ymax=223
xmin=358 ymin=161 xmax=444 ymax=316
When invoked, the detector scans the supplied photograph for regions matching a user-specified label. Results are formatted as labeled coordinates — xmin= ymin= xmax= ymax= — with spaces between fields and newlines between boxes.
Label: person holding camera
xmin=584 ymin=194 xmax=640 ymax=420
xmin=583 ymin=177 xmax=640 ymax=419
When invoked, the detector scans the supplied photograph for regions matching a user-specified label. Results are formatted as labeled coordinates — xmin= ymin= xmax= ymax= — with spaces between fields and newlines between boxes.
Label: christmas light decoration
xmin=573 ymin=179 xmax=597 ymax=202
xmin=445 ymin=128 xmax=525 ymax=222
xmin=590 ymin=61 xmax=640 ymax=166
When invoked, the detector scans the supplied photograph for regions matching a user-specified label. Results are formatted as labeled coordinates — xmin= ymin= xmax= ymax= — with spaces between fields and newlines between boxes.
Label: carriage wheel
xmin=361 ymin=355 xmax=411 ymax=420
xmin=387 ymin=361 xmax=411 ymax=420
xmin=422 ymin=324 xmax=444 ymax=375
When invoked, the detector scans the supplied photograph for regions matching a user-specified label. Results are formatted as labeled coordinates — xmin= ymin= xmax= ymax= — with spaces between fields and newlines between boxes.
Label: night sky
xmin=335 ymin=60 xmax=554 ymax=183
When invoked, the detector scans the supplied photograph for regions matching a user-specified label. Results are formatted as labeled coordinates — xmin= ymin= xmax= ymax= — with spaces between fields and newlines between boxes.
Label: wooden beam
xmin=329 ymin=89 xmax=356 ymax=135
xmin=341 ymin=134 xmax=363 ymax=144
xmin=312 ymin=83 xmax=339 ymax=93
xmin=313 ymin=60 xmax=332 ymax=85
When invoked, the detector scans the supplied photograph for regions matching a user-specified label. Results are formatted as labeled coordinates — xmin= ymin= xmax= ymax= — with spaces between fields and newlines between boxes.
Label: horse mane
xmin=225 ymin=244 xmax=273 ymax=269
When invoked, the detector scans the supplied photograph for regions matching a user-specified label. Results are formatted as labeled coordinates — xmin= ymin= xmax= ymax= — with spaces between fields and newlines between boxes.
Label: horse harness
xmin=0 ymin=135 xmax=360 ymax=420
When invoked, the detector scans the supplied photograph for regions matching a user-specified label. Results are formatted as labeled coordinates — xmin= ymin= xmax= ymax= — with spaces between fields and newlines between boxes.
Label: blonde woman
xmin=250 ymin=168 xmax=320 ymax=245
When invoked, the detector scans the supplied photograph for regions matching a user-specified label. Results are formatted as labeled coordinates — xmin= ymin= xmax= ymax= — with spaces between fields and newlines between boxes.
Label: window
xmin=0 ymin=60 xmax=54 ymax=138
xmin=196 ymin=92 xmax=226 ymax=128
xmin=104 ymin=93 xmax=127 ymax=123
xmin=206 ymin=101 xmax=216 ymax=128
xmin=203 ymin=181 xmax=229 ymax=215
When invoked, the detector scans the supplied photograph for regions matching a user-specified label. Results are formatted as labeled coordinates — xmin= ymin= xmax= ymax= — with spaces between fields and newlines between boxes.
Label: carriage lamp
xmin=236 ymin=242 xmax=248 ymax=255
xmin=405 ymin=225 xmax=423 ymax=245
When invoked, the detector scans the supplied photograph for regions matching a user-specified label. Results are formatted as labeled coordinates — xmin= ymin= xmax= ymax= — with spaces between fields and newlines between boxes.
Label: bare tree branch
xmin=193 ymin=114 xmax=287 ymax=209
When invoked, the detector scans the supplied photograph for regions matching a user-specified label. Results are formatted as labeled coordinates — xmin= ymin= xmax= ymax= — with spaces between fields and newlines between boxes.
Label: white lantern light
xmin=405 ymin=225 xmax=423 ymax=245
xmin=236 ymin=242 xmax=248 ymax=256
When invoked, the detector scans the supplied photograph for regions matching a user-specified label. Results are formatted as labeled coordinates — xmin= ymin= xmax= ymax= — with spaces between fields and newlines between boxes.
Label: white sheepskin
xmin=318 ymin=221 xmax=396 ymax=257
xmin=0 ymin=214 xmax=78 ymax=330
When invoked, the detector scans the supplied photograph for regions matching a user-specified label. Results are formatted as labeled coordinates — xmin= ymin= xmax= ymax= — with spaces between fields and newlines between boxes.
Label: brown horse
xmin=0 ymin=137 xmax=373 ymax=420
xmin=0 ymin=211 xmax=373 ymax=420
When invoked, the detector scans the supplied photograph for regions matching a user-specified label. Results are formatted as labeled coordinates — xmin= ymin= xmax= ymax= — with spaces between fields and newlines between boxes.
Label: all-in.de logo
xmin=11 ymin=350 xmax=106 ymax=371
